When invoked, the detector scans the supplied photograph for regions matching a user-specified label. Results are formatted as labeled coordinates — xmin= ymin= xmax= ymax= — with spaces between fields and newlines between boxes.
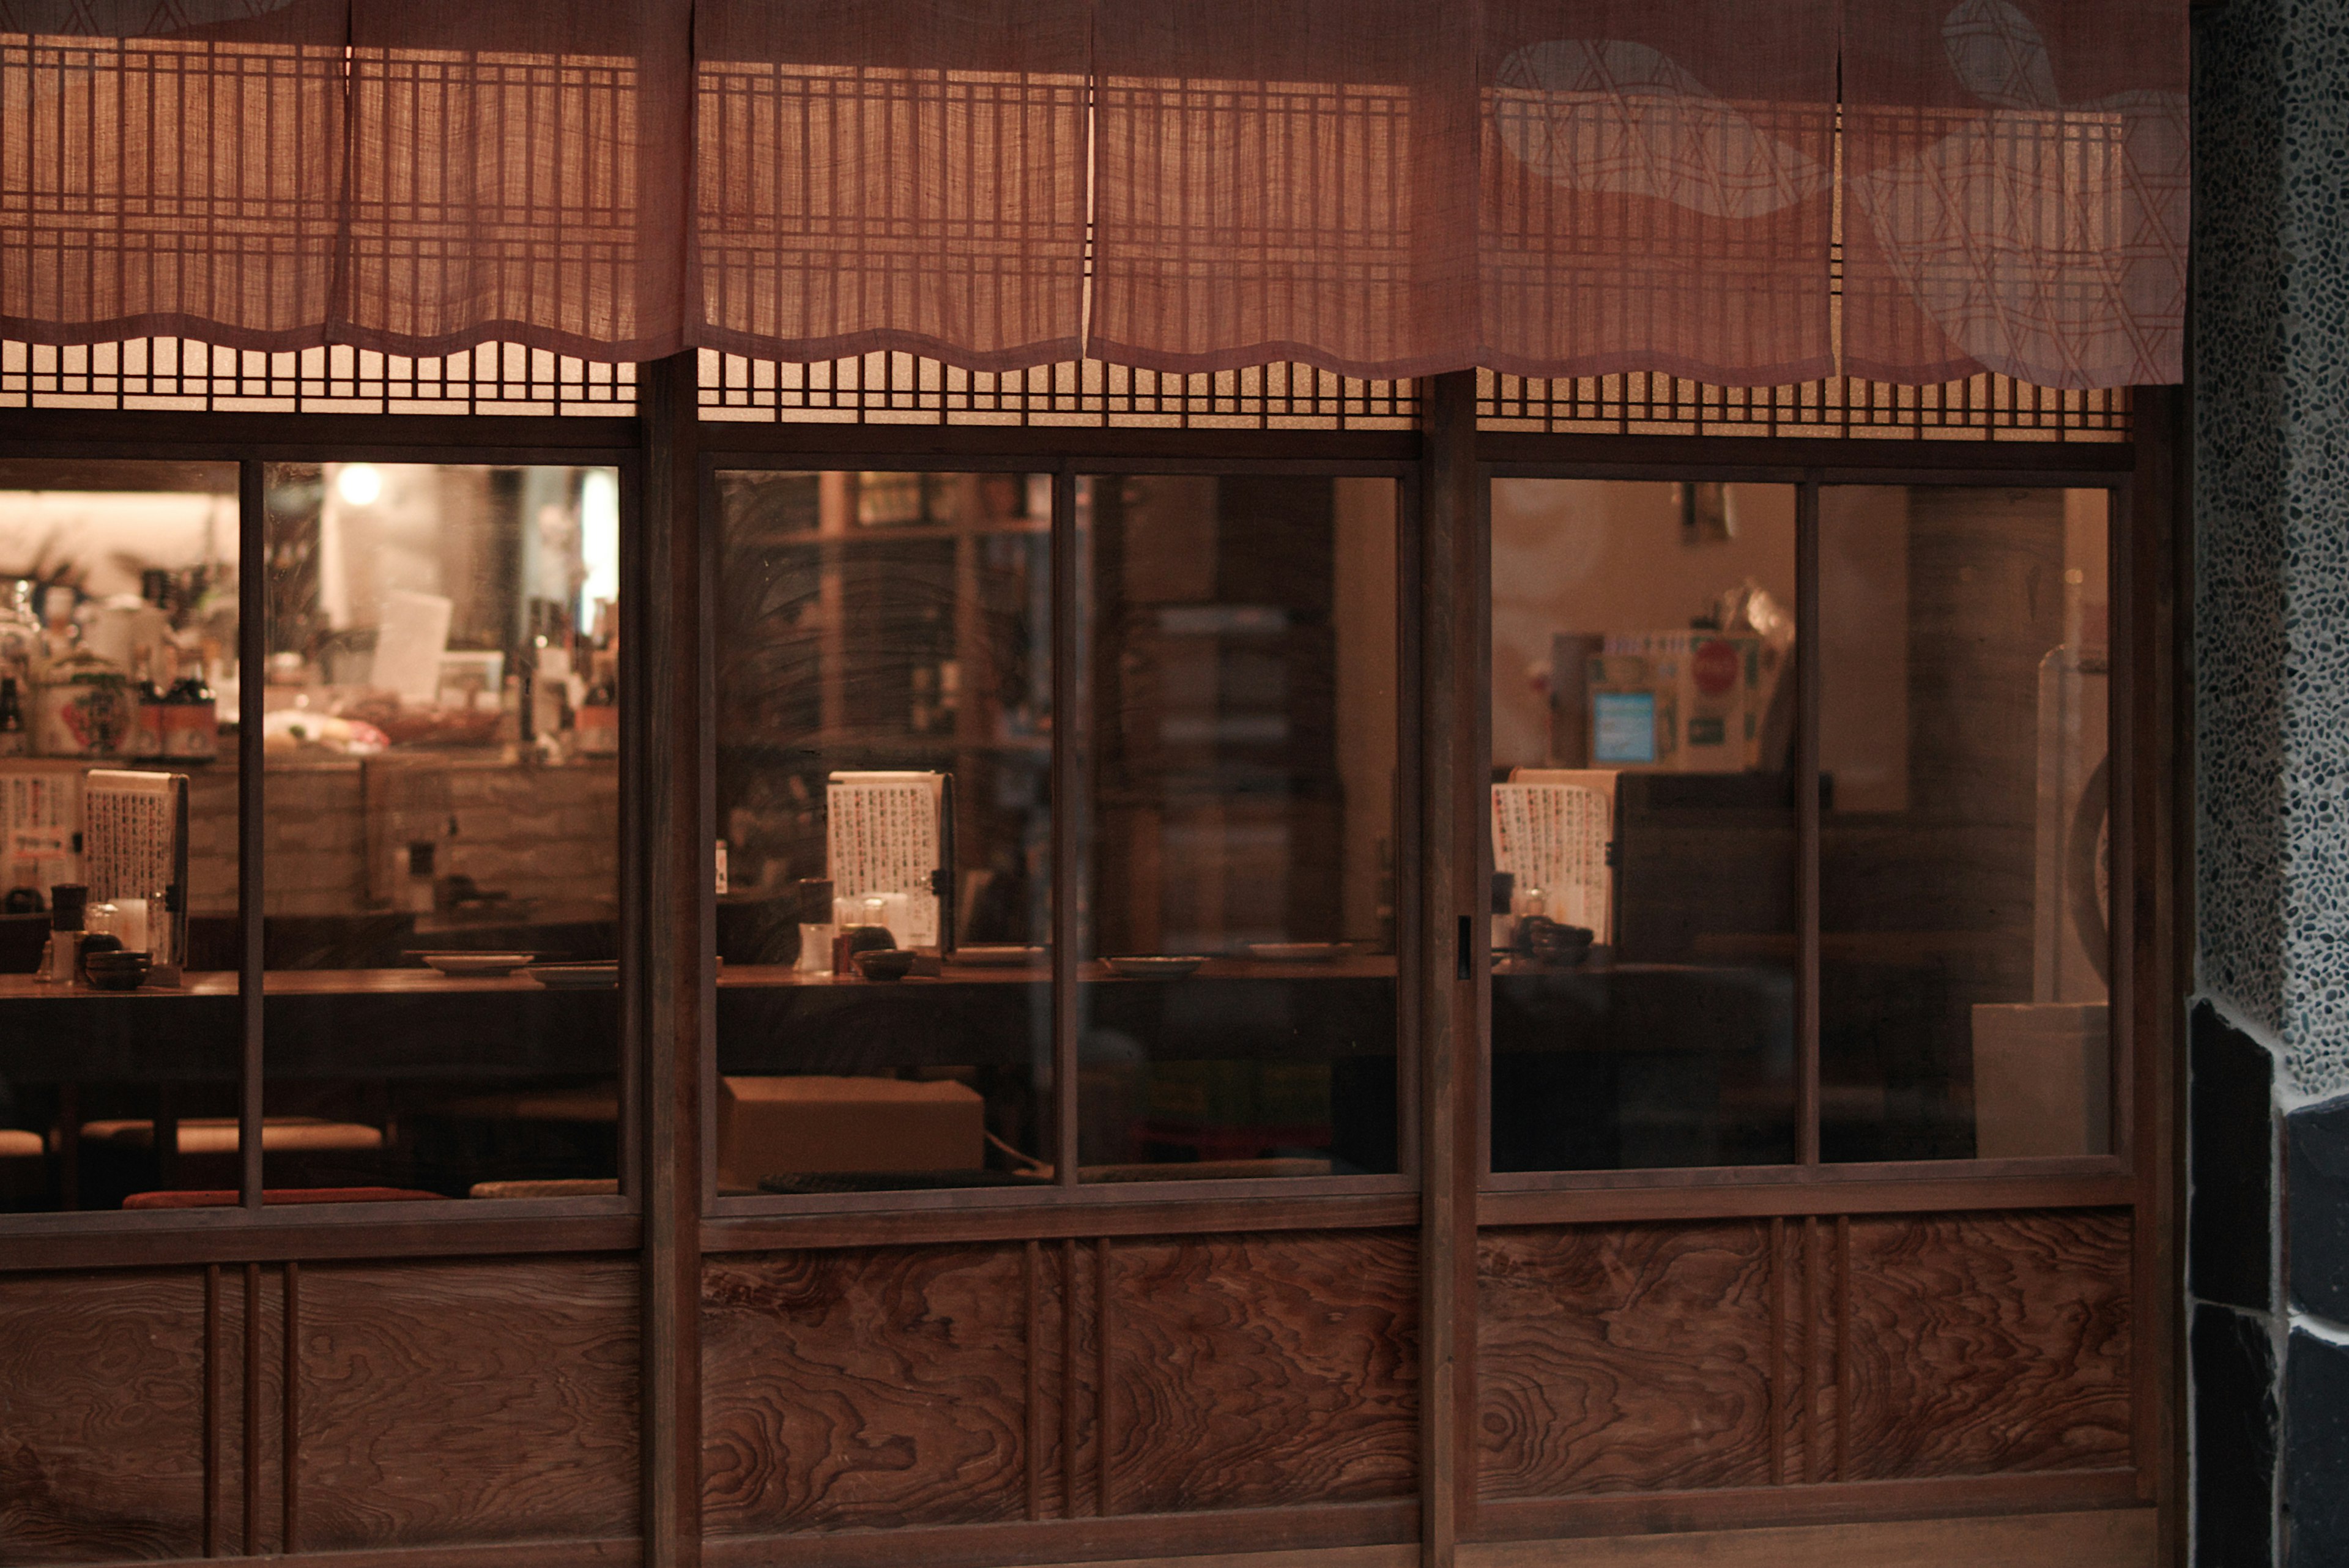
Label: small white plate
xmin=954 ymin=945 xmax=1046 ymax=968
xmin=412 ymin=951 xmax=535 ymax=976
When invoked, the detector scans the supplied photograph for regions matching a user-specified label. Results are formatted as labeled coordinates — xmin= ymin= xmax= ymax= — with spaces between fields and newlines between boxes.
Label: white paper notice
xmin=373 ymin=590 xmax=455 ymax=705
xmin=1492 ymin=782 xmax=1613 ymax=942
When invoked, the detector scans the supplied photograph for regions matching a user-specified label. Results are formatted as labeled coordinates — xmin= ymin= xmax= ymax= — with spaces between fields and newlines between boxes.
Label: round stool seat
xmin=0 ymin=1128 xmax=44 ymax=1159
xmin=82 ymin=1117 xmax=384 ymax=1154
xmin=467 ymin=1177 xmax=620 ymax=1199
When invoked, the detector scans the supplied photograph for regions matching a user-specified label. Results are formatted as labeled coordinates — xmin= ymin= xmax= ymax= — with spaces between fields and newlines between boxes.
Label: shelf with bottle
xmin=0 ymin=573 xmax=226 ymax=764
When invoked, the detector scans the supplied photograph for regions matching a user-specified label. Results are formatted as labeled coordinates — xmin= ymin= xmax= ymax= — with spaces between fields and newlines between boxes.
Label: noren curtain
xmin=0 ymin=0 xmax=2188 ymax=387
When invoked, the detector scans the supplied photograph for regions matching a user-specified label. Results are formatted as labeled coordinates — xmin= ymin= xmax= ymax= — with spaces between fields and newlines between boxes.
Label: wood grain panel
xmin=1105 ymin=1232 xmax=1418 ymax=1514
xmin=1478 ymin=1224 xmax=1776 ymax=1498
xmin=1459 ymin=1505 xmax=2156 ymax=1568
xmin=294 ymin=1258 xmax=640 ymax=1550
xmin=702 ymin=1246 xmax=1034 ymax=1533
xmin=0 ymin=1269 xmax=206 ymax=1561
xmin=1842 ymin=1210 xmax=2132 ymax=1479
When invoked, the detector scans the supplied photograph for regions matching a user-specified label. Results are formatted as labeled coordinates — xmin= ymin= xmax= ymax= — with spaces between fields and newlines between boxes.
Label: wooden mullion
xmin=242 ymin=1260 xmax=261 ymax=1553
xmin=639 ymin=351 xmax=705 ymax=1568
xmin=1416 ymin=370 xmax=1479 ymax=1568
xmin=1395 ymin=472 xmax=1425 ymax=1183
xmin=1797 ymin=481 xmax=1822 ymax=1166
xmin=282 ymin=1260 xmax=299 ymax=1553
xmin=617 ymin=444 xmax=647 ymax=1203
xmin=1051 ymin=470 xmax=1081 ymax=1186
xmin=237 ymin=458 xmax=265 ymax=1209
xmin=203 ymin=1262 xmax=221 ymax=1557
xmin=2126 ymin=385 xmax=2188 ymax=1545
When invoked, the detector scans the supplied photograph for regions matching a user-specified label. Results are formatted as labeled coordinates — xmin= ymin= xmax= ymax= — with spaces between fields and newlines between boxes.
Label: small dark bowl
xmin=83 ymin=949 xmax=153 ymax=992
xmin=853 ymin=948 xmax=918 ymax=983
xmin=1519 ymin=918 xmax=1595 ymax=968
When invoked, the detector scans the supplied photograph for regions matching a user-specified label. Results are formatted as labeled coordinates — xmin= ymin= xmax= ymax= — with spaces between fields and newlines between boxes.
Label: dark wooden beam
xmin=638 ymin=352 xmax=707 ymax=1568
xmin=1416 ymin=370 xmax=1480 ymax=1568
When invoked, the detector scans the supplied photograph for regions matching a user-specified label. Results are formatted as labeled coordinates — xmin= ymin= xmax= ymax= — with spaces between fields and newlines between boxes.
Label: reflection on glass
xmin=1077 ymin=475 xmax=1399 ymax=1180
xmin=0 ymin=460 xmax=241 ymax=1211
xmin=713 ymin=471 xmax=1052 ymax=1194
xmin=1487 ymin=480 xmax=1797 ymax=1172
xmin=259 ymin=463 xmax=623 ymax=1202
xmin=1819 ymin=488 xmax=2111 ymax=1162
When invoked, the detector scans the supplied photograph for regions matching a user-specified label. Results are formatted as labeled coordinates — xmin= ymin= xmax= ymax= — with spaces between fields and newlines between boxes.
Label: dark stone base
xmin=2194 ymin=1302 xmax=2279 ymax=1568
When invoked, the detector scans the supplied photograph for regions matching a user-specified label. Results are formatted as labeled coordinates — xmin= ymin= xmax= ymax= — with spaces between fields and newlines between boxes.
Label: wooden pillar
xmin=1417 ymin=370 xmax=1480 ymax=1568
xmin=639 ymin=352 xmax=707 ymax=1568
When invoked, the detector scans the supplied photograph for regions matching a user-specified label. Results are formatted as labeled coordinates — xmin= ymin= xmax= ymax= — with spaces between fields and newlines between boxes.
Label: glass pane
xmin=713 ymin=471 xmax=1052 ymax=1195
xmin=1487 ymin=480 xmax=1798 ymax=1172
xmin=1819 ymin=487 xmax=2112 ymax=1162
xmin=1076 ymin=475 xmax=1399 ymax=1180
xmin=260 ymin=463 xmax=625 ymax=1202
xmin=0 ymin=459 xmax=242 ymax=1212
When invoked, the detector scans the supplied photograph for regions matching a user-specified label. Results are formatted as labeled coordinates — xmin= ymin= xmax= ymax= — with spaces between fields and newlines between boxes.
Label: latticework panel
xmin=1477 ymin=369 xmax=2130 ymax=442
xmin=696 ymin=350 xmax=1419 ymax=431
xmin=0 ymin=340 xmax=635 ymax=415
xmin=2 ymin=338 xmax=2129 ymax=443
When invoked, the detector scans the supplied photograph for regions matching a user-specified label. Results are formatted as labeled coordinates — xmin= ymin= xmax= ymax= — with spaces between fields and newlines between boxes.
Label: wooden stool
xmin=82 ymin=1117 xmax=387 ymax=1200
xmin=466 ymin=1177 xmax=620 ymax=1199
xmin=122 ymin=1187 xmax=443 ymax=1209
xmin=83 ymin=1116 xmax=385 ymax=1158
xmin=0 ymin=1127 xmax=46 ymax=1206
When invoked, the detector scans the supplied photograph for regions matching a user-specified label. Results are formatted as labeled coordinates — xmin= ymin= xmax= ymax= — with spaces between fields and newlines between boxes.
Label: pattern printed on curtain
xmin=1477 ymin=0 xmax=1839 ymax=384
xmin=0 ymin=0 xmax=2188 ymax=387
xmin=1841 ymin=0 xmax=2188 ymax=388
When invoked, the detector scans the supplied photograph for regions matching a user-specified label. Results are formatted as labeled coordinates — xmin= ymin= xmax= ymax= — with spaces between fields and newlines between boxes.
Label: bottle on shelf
xmin=0 ymin=675 xmax=26 ymax=758
xmin=130 ymin=644 xmax=169 ymax=759
xmin=41 ymin=882 xmax=87 ymax=986
xmin=164 ymin=656 xmax=219 ymax=760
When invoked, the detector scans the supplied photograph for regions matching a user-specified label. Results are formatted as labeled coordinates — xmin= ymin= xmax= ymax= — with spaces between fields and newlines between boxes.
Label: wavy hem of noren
xmin=0 ymin=310 xmax=685 ymax=368
xmin=1842 ymin=348 xmax=2180 ymax=393
xmin=2 ymin=311 xmax=2173 ymax=392
xmin=2 ymin=311 xmax=1091 ymax=379
xmin=694 ymin=323 xmax=1084 ymax=378
xmin=1091 ymin=335 xmax=1842 ymax=390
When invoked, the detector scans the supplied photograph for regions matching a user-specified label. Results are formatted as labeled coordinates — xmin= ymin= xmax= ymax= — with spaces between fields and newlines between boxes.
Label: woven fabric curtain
xmin=344 ymin=0 xmax=692 ymax=361
xmin=1088 ymin=0 xmax=1475 ymax=377
xmin=0 ymin=1 xmax=349 ymax=351
xmin=0 ymin=0 xmax=2188 ymax=386
xmin=1841 ymin=0 xmax=2189 ymax=388
xmin=696 ymin=0 xmax=1089 ymax=371
xmin=1479 ymin=0 xmax=1839 ymax=384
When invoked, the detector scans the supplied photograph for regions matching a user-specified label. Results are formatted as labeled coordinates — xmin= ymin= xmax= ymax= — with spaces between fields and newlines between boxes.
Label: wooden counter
xmin=0 ymin=954 xmax=1791 ymax=1084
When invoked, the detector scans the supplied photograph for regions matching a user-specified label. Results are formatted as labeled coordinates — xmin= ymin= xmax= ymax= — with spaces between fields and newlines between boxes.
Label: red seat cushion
xmin=121 ymin=1186 xmax=445 ymax=1209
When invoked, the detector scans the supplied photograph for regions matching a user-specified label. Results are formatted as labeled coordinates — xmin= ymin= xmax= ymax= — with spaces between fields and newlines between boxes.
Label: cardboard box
xmin=716 ymin=1075 xmax=984 ymax=1184
xmin=1970 ymin=1003 xmax=2110 ymax=1158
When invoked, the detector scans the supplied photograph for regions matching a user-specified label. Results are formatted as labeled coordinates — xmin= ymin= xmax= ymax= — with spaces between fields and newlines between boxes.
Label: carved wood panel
xmin=1103 ymin=1232 xmax=1419 ymax=1514
xmin=293 ymin=1258 xmax=640 ymax=1551
xmin=1477 ymin=1223 xmax=1776 ymax=1498
xmin=0 ymin=1269 xmax=207 ymax=1562
xmin=702 ymin=1245 xmax=1036 ymax=1533
xmin=1842 ymin=1210 xmax=2132 ymax=1479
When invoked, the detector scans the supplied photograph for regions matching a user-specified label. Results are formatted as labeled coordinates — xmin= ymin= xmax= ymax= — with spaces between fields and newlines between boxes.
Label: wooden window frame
xmin=0 ymin=369 xmax=2187 ymax=1568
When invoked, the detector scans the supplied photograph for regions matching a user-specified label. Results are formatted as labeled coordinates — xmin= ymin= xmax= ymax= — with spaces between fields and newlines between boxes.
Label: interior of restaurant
xmin=1488 ymin=480 xmax=2111 ymax=1170
xmin=0 ymin=459 xmax=624 ymax=1210
xmin=0 ymin=464 xmax=2107 ymax=1208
